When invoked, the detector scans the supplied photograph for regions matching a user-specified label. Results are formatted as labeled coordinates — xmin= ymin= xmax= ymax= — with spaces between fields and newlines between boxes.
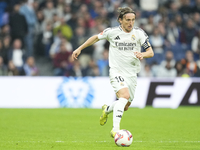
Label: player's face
xmin=119 ymin=13 xmax=135 ymax=33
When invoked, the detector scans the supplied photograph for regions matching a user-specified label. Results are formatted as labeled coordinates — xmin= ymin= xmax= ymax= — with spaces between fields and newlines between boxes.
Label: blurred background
xmin=0 ymin=0 xmax=200 ymax=77
xmin=0 ymin=0 xmax=199 ymax=108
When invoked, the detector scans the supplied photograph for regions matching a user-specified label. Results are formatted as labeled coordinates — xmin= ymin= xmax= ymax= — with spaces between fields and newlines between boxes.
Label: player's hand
xmin=72 ymin=49 xmax=81 ymax=61
xmin=134 ymin=52 xmax=143 ymax=60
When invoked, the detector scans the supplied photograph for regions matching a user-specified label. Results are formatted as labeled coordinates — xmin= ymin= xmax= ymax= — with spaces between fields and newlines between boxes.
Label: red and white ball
xmin=114 ymin=129 xmax=133 ymax=147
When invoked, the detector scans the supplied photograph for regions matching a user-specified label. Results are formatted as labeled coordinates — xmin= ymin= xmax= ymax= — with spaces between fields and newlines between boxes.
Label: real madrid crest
xmin=131 ymin=34 xmax=135 ymax=41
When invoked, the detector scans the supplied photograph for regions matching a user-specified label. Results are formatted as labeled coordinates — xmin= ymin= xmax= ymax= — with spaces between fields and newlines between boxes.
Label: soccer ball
xmin=114 ymin=129 xmax=133 ymax=147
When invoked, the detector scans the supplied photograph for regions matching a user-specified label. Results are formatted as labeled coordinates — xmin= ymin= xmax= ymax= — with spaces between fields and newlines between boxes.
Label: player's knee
xmin=117 ymin=88 xmax=130 ymax=100
xmin=123 ymin=93 xmax=130 ymax=100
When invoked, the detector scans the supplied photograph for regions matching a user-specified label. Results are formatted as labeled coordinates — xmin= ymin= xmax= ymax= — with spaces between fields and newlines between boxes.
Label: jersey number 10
xmin=115 ymin=76 xmax=124 ymax=82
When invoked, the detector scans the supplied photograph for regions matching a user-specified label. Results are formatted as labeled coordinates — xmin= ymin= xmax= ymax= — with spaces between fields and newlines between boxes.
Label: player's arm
xmin=134 ymin=40 xmax=154 ymax=60
xmin=72 ymin=35 xmax=99 ymax=61
xmin=141 ymin=46 xmax=154 ymax=58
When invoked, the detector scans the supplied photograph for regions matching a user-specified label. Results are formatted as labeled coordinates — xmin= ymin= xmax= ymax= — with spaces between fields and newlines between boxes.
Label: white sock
xmin=112 ymin=98 xmax=128 ymax=132
xmin=105 ymin=101 xmax=118 ymax=114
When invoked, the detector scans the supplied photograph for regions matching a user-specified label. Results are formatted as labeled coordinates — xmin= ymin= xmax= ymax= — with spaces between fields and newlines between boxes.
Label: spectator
xmin=49 ymin=30 xmax=63 ymax=57
xmin=63 ymin=4 xmax=72 ymax=22
xmin=181 ymin=50 xmax=198 ymax=77
xmin=1 ymin=6 xmax=9 ymax=26
xmin=84 ymin=12 xmax=95 ymax=29
xmin=7 ymin=60 xmax=19 ymax=76
xmin=78 ymin=3 xmax=89 ymax=17
xmin=35 ymin=10 xmax=45 ymax=35
xmin=55 ymin=0 xmax=65 ymax=18
xmin=195 ymin=55 xmax=200 ymax=77
xmin=72 ymin=26 xmax=93 ymax=69
xmin=174 ymin=14 xmax=183 ymax=30
xmin=8 ymin=39 xmax=25 ymax=71
xmin=66 ymin=59 xmax=83 ymax=77
xmin=140 ymin=0 xmax=159 ymax=17
xmin=0 ymin=40 xmax=6 ymax=64
xmin=76 ymin=16 xmax=86 ymax=28
xmin=149 ymin=27 xmax=165 ymax=53
xmin=32 ymin=0 xmax=39 ymax=12
xmin=193 ymin=12 xmax=200 ymax=28
xmin=139 ymin=64 xmax=153 ymax=77
xmin=98 ymin=8 xmax=110 ymax=28
xmin=42 ymin=0 xmax=57 ymax=21
xmin=53 ymin=18 xmax=73 ymax=41
xmin=175 ymin=61 xmax=184 ymax=77
xmin=9 ymin=4 xmax=28 ymax=46
xmin=122 ymin=0 xmax=138 ymax=10
xmin=20 ymin=0 xmax=37 ymax=56
xmin=35 ymin=22 xmax=53 ymax=57
xmin=97 ymin=49 xmax=109 ymax=76
xmin=0 ymin=24 xmax=10 ymax=39
xmin=90 ymin=64 xmax=100 ymax=76
xmin=53 ymin=43 xmax=72 ymax=76
xmin=71 ymin=0 xmax=82 ymax=13
xmin=193 ymin=0 xmax=200 ymax=13
xmin=191 ymin=31 xmax=200 ymax=60
xmin=179 ymin=0 xmax=193 ymax=16
xmin=167 ymin=1 xmax=180 ymax=20
xmin=2 ymin=35 xmax=11 ymax=65
xmin=166 ymin=20 xmax=180 ymax=45
xmin=157 ymin=61 xmax=177 ymax=77
xmin=180 ymin=18 xmax=197 ymax=45
xmin=50 ymin=36 xmax=72 ymax=59
xmin=89 ymin=1 xmax=102 ymax=19
xmin=92 ymin=24 xmax=106 ymax=61
xmin=157 ymin=20 xmax=166 ymax=37
xmin=0 ymin=1 xmax=7 ymax=26
xmin=85 ymin=59 xmax=100 ymax=76
xmin=0 ymin=56 xmax=7 ymax=75
xmin=23 ymin=56 xmax=39 ymax=76
xmin=151 ymin=61 xmax=160 ymax=77
xmin=52 ymin=13 xmax=61 ymax=29
xmin=109 ymin=2 xmax=121 ymax=27
xmin=160 ymin=51 xmax=176 ymax=68
xmin=143 ymin=15 xmax=154 ymax=35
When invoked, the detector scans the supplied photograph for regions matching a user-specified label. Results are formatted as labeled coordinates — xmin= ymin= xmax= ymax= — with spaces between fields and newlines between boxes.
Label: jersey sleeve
xmin=139 ymin=29 xmax=151 ymax=50
xmin=97 ymin=28 xmax=111 ymax=40
xmin=139 ymin=29 xmax=148 ymax=45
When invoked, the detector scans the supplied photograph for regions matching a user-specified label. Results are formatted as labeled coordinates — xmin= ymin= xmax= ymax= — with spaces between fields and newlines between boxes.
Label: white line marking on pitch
xmin=72 ymin=141 xmax=200 ymax=143
xmin=4 ymin=141 xmax=200 ymax=143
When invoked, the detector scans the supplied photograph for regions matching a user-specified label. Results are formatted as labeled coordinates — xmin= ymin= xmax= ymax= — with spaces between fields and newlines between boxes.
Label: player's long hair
xmin=117 ymin=7 xmax=136 ymax=23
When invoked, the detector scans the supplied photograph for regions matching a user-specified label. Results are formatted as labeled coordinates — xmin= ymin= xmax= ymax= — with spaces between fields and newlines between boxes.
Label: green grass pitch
xmin=0 ymin=107 xmax=200 ymax=150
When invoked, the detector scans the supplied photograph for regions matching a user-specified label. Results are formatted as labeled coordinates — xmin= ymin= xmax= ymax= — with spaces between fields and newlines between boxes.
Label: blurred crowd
xmin=0 ymin=0 xmax=200 ymax=77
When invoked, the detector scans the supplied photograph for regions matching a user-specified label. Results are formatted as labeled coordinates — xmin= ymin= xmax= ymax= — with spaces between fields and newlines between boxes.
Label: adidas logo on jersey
xmin=114 ymin=36 xmax=120 ymax=40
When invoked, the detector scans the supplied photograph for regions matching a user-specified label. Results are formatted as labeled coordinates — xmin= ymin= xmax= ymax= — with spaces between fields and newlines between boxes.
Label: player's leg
xmin=111 ymin=87 xmax=130 ymax=137
xmin=100 ymin=98 xmax=124 ymax=126
xmin=105 ymin=100 xmax=118 ymax=114
xmin=123 ymin=76 xmax=137 ymax=112
xmin=103 ymin=97 xmax=131 ymax=115
xmin=110 ymin=75 xmax=136 ymax=137
xmin=100 ymin=73 xmax=123 ymax=126
xmin=100 ymin=98 xmax=131 ymax=126
xmin=100 ymin=99 xmax=119 ymax=125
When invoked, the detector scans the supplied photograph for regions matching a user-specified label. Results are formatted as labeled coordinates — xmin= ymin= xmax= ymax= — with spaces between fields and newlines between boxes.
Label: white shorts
xmin=109 ymin=71 xmax=137 ymax=102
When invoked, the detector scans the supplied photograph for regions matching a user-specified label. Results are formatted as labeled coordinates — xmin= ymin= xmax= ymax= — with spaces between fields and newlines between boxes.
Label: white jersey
xmin=98 ymin=26 xmax=149 ymax=77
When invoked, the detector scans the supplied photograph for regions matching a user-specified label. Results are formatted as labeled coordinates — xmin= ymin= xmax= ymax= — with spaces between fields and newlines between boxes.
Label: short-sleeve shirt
xmin=98 ymin=26 xmax=149 ymax=77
